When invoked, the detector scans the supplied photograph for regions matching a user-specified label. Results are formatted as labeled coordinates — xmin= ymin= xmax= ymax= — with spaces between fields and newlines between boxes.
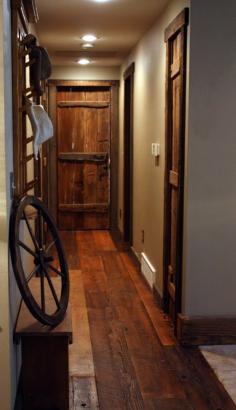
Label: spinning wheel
xmin=10 ymin=195 xmax=69 ymax=327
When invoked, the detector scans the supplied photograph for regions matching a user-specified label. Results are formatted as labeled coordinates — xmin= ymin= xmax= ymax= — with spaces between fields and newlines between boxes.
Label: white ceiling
xmin=36 ymin=0 xmax=170 ymax=67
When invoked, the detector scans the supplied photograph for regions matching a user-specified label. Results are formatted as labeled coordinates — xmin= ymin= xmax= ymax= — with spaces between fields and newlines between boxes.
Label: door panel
xmin=163 ymin=9 xmax=189 ymax=328
xmin=57 ymin=88 xmax=111 ymax=230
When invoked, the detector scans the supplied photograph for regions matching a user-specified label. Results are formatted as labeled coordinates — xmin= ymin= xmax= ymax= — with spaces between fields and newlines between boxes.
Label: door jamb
xmin=163 ymin=9 xmax=189 ymax=327
xmin=123 ymin=63 xmax=135 ymax=245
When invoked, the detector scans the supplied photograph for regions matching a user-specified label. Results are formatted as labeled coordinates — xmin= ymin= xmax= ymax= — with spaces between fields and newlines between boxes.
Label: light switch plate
xmin=151 ymin=143 xmax=160 ymax=157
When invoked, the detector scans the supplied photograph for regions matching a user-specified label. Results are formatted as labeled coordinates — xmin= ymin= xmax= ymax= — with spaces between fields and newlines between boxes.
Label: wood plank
xmin=59 ymin=203 xmax=109 ymax=213
xmin=23 ymin=0 xmax=39 ymax=23
xmin=164 ymin=8 xmax=189 ymax=42
xmin=58 ymin=101 xmax=110 ymax=108
xmin=58 ymin=152 xmax=108 ymax=162
xmin=177 ymin=314 xmax=236 ymax=346
xmin=61 ymin=230 xmax=236 ymax=409
xmin=69 ymin=270 xmax=95 ymax=377
xmin=168 ymin=281 xmax=176 ymax=301
xmin=169 ymin=170 xmax=179 ymax=187
xmin=120 ymin=251 xmax=176 ymax=346
xmin=69 ymin=376 xmax=99 ymax=410
xmin=171 ymin=58 xmax=181 ymax=78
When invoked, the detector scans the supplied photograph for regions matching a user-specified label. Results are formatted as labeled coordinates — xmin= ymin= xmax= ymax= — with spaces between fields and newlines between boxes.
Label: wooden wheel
xmin=10 ymin=195 xmax=69 ymax=327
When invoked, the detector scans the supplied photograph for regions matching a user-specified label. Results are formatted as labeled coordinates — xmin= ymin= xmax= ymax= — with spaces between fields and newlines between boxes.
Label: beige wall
xmin=51 ymin=65 xmax=120 ymax=80
xmin=119 ymin=0 xmax=189 ymax=296
xmin=183 ymin=0 xmax=236 ymax=316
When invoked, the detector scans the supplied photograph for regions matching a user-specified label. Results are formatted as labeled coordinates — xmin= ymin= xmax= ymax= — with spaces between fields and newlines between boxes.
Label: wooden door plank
xmin=58 ymin=101 xmax=110 ymax=108
xmin=58 ymin=152 xmax=108 ymax=162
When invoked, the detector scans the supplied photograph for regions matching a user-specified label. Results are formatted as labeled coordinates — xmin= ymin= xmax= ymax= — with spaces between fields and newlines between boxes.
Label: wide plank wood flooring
xmin=62 ymin=230 xmax=236 ymax=410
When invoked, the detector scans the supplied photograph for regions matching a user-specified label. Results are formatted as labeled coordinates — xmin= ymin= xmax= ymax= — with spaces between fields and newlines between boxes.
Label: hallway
xmin=65 ymin=231 xmax=235 ymax=410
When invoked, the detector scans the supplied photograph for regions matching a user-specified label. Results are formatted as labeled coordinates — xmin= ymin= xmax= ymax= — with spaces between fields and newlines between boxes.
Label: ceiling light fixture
xmin=81 ymin=34 xmax=98 ymax=42
xmin=78 ymin=58 xmax=91 ymax=65
xmin=82 ymin=43 xmax=94 ymax=49
xmin=93 ymin=0 xmax=111 ymax=3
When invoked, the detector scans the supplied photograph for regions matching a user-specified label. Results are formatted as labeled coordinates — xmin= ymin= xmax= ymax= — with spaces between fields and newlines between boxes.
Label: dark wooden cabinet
xmin=15 ymin=280 xmax=72 ymax=410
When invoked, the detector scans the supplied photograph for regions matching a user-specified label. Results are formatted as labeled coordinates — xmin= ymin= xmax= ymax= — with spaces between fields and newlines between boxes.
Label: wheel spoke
xmin=23 ymin=211 xmax=39 ymax=251
xmin=48 ymin=264 xmax=64 ymax=278
xmin=45 ymin=238 xmax=57 ymax=254
xmin=40 ymin=267 xmax=46 ymax=314
xmin=26 ymin=264 xmax=40 ymax=283
xmin=37 ymin=210 xmax=44 ymax=249
xmin=42 ymin=266 xmax=60 ymax=310
xmin=18 ymin=241 xmax=37 ymax=258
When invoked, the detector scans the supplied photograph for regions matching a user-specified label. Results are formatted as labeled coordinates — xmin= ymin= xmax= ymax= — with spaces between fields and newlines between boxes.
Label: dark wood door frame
xmin=123 ymin=63 xmax=135 ymax=244
xmin=47 ymin=80 xmax=119 ymax=231
xmin=163 ymin=9 xmax=189 ymax=329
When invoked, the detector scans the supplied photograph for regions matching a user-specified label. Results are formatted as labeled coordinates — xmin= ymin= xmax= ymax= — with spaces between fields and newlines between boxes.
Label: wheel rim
xmin=10 ymin=195 xmax=70 ymax=327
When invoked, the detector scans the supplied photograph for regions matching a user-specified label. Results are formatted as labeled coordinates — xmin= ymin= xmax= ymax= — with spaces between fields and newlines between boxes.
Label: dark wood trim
xmin=129 ymin=247 xmax=141 ymax=270
xmin=47 ymin=80 xmax=119 ymax=230
xmin=163 ymin=34 xmax=172 ymax=314
xmin=123 ymin=63 xmax=134 ymax=245
xmin=110 ymin=228 xmax=130 ymax=251
xmin=110 ymin=81 xmax=119 ymax=230
xmin=153 ymin=286 xmax=163 ymax=309
xmin=163 ymin=9 xmax=189 ymax=329
xmin=58 ymin=152 xmax=108 ymax=162
xmin=164 ymin=8 xmax=189 ymax=42
xmin=47 ymin=83 xmax=57 ymax=220
xmin=177 ymin=314 xmax=236 ymax=346
xmin=49 ymin=80 xmax=118 ymax=87
xmin=123 ymin=62 xmax=135 ymax=80
xmin=23 ymin=0 xmax=39 ymax=23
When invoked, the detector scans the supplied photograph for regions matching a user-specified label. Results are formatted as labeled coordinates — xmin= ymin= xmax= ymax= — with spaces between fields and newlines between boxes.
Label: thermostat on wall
xmin=151 ymin=143 xmax=160 ymax=157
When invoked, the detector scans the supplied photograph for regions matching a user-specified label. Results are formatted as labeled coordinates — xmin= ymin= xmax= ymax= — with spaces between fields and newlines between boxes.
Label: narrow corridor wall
xmin=183 ymin=0 xmax=236 ymax=316
xmin=119 ymin=0 xmax=189 ymax=296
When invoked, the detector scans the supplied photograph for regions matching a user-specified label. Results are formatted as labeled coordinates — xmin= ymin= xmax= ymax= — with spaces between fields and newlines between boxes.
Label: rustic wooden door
xmin=163 ymin=9 xmax=189 ymax=328
xmin=56 ymin=86 xmax=111 ymax=230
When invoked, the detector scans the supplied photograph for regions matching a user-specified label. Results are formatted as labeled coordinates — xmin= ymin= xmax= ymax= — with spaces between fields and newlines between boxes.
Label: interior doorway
xmin=163 ymin=9 xmax=189 ymax=329
xmin=47 ymin=80 xmax=119 ymax=231
xmin=123 ymin=63 xmax=135 ymax=244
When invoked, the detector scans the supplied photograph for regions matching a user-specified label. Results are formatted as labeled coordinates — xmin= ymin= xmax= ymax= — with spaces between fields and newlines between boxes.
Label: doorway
xmin=163 ymin=9 xmax=189 ymax=329
xmin=123 ymin=63 xmax=135 ymax=244
xmin=47 ymin=80 xmax=119 ymax=231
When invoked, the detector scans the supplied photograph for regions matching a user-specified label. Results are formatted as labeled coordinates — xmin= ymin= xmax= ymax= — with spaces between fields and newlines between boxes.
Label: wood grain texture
xmin=57 ymin=87 xmax=110 ymax=230
xmin=61 ymin=230 xmax=235 ymax=410
xmin=163 ymin=9 xmax=189 ymax=327
xmin=48 ymin=81 xmax=119 ymax=230
xmin=177 ymin=314 xmax=236 ymax=346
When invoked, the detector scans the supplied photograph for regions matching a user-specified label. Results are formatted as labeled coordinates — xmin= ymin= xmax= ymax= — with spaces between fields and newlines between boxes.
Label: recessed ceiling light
xmin=78 ymin=58 xmax=91 ymax=65
xmin=81 ymin=34 xmax=98 ymax=42
xmin=93 ymin=0 xmax=111 ymax=2
xmin=82 ymin=43 xmax=94 ymax=49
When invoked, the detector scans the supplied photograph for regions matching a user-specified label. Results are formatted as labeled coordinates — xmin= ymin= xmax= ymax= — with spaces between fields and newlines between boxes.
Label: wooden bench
xmin=15 ymin=278 xmax=72 ymax=410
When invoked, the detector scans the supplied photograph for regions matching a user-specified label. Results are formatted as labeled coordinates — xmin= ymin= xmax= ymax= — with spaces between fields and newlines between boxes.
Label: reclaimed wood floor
xmin=63 ymin=230 xmax=236 ymax=410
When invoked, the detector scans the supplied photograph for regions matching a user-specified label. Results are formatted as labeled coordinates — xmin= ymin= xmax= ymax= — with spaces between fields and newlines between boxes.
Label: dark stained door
xmin=163 ymin=9 xmax=189 ymax=328
xmin=56 ymin=87 xmax=111 ymax=230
